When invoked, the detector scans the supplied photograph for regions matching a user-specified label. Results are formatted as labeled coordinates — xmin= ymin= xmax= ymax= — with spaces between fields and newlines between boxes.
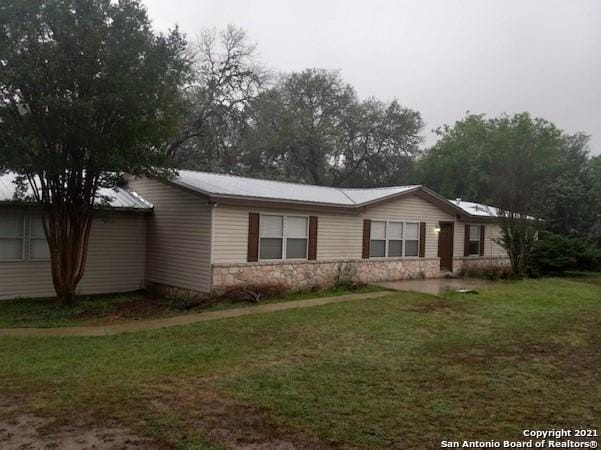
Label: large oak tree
xmin=0 ymin=0 xmax=188 ymax=303
xmin=241 ymin=69 xmax=424 ymax=187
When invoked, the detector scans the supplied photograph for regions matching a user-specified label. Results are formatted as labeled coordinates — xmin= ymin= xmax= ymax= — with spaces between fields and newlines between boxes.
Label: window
xmin=387 ymin=222 xmax=403 ymax=257
xmin=370 ymin=221 xmax=386 ymax=257
xmin=259 ymin=215 xmax=308 ymax=260
xmin=370 ymin=220 xmax=420 ymax=258
xmin=286 ymin=216 xmax=308 ymax=259
xmin=0 ymin=214 xmax=25 ymax=260
xmin=30 ymin=216 xmax=50 ymax=260
xmin=260 ymin=215 xmax=283 ymax=259
xmin=404 ymin=223 xmax=419 ymax=257
xmin=469 ymin=225 xmax=481 ymax=255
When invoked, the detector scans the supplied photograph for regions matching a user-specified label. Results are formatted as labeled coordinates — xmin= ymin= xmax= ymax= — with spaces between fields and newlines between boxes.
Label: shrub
xmin=528 ymin=232 xmax=601 ymax=276
xmin=576 ymin=247 xmax=601 ymax=272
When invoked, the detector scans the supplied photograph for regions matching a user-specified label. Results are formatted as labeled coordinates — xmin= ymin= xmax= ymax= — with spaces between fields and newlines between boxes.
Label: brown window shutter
xmin=308 ymin=216 xmax=318 ymax=260
xmin=362 ymin=219 xmax=371 ymax=259
xmin=419 ymin=222 xmax=426 ymax=257
xmin=247 ymin=213 xmax=260 ymax=262
xmin=479 ymin=225 xmax=485 ymax=256
xmin=464 ymin=224 xmax=470 ymax=257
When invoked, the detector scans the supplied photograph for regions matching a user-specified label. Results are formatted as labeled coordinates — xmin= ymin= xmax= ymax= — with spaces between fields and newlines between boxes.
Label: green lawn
xmin=0 ymin=285 xmax=382 ymax=328
xmin=0 ymin=275 xmax=599 ymax=449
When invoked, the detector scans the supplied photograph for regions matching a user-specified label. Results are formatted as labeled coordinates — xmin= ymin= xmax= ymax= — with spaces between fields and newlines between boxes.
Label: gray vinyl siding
xmin=129 ymin=177 xmax=213 ymax=293
xmin=0 ymin=214 xmax=147 ymax=300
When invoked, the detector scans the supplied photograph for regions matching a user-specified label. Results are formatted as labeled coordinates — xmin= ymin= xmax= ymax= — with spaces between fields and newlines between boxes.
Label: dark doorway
xmin=438 ymin=222 xmax=454 ymax=272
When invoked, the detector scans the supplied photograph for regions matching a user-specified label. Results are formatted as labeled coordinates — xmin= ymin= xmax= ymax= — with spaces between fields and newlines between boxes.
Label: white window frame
xmin=29 ymin=216 xmax=51 ymax=261
xmin=259 ymin=214 xmax=309 ymax=261
xmin=0 ymin=214 xmax=26 ymax=262
xmin=370 ymin=220 xmax=420 ymax=258
xmin=468 ymin=224 xmax=482 ymax=256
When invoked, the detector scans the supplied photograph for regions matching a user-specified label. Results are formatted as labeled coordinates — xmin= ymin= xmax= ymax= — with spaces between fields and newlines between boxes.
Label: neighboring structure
xmin=1 ymin=170 xmax=509 ymax=300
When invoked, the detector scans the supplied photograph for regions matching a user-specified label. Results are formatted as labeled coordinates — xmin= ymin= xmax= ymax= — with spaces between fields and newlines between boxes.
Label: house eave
xmin=0 ymin=201 xmax=153 ymax=214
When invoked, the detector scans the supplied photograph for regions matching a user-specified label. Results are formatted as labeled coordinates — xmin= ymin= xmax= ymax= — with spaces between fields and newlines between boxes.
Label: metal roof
xmin=174 ymin=170 xmax=420 ymax=207
xmin=171 ymin=171 xmax=502 ymax=218
xmin=0 ymin=172 xmax=152 ymax=210
xmin=449 ymin=199 xmax=499 ymax=217
xmin=0 ymin=170 xmax=501 ymax=218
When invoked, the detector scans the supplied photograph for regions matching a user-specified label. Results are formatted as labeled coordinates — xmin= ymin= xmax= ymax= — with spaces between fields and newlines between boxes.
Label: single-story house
xmin=0 ymin=170 xmax=509 ymax=300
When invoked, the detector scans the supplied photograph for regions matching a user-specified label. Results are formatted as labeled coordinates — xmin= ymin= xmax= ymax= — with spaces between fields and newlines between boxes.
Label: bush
xmin=576 ymin=247 xmax=601 ymax=272
xmin=528 ymin=232 xmax=601 ymax=276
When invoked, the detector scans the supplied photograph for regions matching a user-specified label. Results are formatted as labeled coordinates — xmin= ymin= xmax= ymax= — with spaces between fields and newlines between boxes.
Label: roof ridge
xmin=341 ymin=185 xmax=420 ymax=191
xmin=178 ymin=169 xmax=343 ymax=190
xmin=178 ymin=169 xmax=418 ymax=192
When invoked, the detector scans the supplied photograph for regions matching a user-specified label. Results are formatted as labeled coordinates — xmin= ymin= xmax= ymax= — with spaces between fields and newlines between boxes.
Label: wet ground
xmin=373 ymin=277 xmax=494 ymax=295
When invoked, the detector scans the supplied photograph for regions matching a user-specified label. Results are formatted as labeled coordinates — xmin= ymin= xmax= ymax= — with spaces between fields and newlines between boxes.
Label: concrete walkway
xmin=0 ymin=291 xmax=394 ymax=338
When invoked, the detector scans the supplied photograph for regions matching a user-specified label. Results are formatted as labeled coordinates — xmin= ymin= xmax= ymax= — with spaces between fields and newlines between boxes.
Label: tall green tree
xmin=0 ymin=0 xmax=188 ymax=303
xmin=418 ymin=113 xmax=593 ymax=221
xmin=544 ymin=133 xmax=594 ymax=238
xmin=417 ymin=113 xmax=592 ymax=275
xmin=588 ymin=155 xmax=601 ymax=246
xmin=241 ymin=69 xmax=423 ymax=186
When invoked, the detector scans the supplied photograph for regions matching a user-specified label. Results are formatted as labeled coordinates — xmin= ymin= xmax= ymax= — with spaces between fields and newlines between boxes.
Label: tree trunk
xmin=45 ymin=211 xmax=93 ymax=305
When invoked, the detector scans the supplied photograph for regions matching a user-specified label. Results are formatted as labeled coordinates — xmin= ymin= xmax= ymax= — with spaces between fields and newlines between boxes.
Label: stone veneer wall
xmin=452 ymin=256 xmax=511 ymax=273
xmin=211 ymin=257 xmax=441 ymax=292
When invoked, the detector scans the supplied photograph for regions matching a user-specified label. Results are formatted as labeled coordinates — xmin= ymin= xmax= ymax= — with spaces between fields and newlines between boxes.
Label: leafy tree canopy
xmin=239 ymin=69 xmax=424 ymax=187
xmin=417 ymin=113 xmax=595 ymax=229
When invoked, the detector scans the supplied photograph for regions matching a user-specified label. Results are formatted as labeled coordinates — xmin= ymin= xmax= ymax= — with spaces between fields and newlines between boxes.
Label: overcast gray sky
xmin=145 ymin=0 xmax=601 ymax=155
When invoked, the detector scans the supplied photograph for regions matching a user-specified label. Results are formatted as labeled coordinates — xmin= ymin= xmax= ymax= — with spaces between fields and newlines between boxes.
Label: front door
xmin=438 ymin=222 xmax=454 ymax=272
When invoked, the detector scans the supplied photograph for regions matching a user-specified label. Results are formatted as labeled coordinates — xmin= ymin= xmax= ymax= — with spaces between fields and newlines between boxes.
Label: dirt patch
xmin=0 ymin=413 xmax=167 ymax=450
xmin=0 ymin=382 xmax=345 ymax=450
xmin=74 ymin=295 xmax=213 ymax=324
xmin=146 ymin=379 xmax=349 ymax=450
xmin=0 ymin=393 xmax=170 ymax=450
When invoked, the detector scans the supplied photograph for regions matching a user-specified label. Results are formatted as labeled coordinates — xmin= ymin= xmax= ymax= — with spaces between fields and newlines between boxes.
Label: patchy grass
xmin=0 ymin=275 xmax=599 ymax=449
xmin=0 ymin=285 xmax=382 ymax=328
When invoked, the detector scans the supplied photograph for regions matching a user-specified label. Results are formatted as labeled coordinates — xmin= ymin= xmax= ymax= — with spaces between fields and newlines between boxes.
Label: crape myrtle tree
xmin=0 ymin=0 xmax=189 ymax=304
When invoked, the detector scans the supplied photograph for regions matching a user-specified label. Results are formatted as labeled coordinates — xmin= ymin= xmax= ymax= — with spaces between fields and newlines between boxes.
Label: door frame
xmin=438 ymin=221 xmax=454 ymax=272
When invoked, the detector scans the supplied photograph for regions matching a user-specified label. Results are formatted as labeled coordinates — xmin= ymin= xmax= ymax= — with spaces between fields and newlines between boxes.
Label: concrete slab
xmin=372 ymin=278 xmax=494 ymax=295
